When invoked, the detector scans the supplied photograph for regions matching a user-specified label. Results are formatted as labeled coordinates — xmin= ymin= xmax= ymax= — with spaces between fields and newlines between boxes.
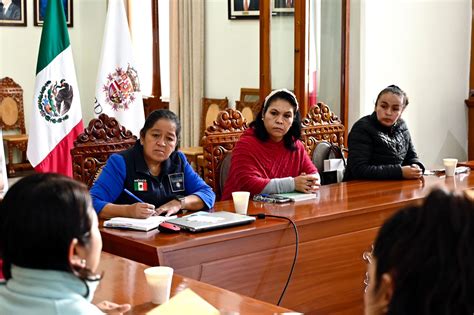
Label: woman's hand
xmin=96 ymin=300 xmax=131 ymax=314
xmin=294 ymin=173 xmax=321 ymax=193
xmin=402 ymin=164 xmax=423 ymax=179
xmin=155 ymin=199 xmax=181 ymax=217
xmin=127 ymin=202 xmax=156 ymax=218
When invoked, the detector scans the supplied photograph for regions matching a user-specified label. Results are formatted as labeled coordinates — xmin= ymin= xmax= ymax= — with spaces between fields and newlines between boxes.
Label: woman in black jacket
xmin=344 ymin=85 xmax=424 ymax=181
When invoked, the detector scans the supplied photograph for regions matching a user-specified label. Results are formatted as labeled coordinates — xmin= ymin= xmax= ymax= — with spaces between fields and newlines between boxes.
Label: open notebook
xmin=104 ymin=215 xmax=177 ymax=231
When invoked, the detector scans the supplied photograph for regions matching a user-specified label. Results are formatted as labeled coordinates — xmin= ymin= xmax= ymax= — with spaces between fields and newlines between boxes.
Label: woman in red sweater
xmin=221 ymin=89 xmax=320 ymax=200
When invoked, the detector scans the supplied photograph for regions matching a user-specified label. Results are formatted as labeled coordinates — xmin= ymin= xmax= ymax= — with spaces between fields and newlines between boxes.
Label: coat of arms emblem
xmin=37 ymin=79 xmax=73 ymax=123
xmin=103 ymin=64 xmax=140 ymax=111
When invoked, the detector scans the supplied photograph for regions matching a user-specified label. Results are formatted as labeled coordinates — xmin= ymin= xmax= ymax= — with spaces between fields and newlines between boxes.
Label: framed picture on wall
xmin=34 ymin=0 xmax=73 ymax=27
xmin=0 ymin=0 xmax=27 ymax=26
xmin=272 ymin=0 xmax=294 ymax=15
xmin=228 ymin=0 xmax=260 ymax=20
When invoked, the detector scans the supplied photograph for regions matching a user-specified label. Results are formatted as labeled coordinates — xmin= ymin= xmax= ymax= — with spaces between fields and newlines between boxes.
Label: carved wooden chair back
xmin=300 ymin=102 xmax=345 ymax=163
xmin=0 ymin=77 xmax=32 ymax=176
xmin=200 ymin=97 xmax=229 ymax=145
xmin=235 ymin=100 xmax=261 ymax=124
xmin=0 ymin=77 xmax=26 ymax=134
xmin=201 ymin=108 xmax=248 ymax=199
xmin=71 ymin=113 xmax=137 ymax=188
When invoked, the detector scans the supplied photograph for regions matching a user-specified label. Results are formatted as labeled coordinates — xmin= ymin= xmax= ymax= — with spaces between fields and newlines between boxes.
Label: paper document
xmin=104 ymin=215 xmax=177 ymax=231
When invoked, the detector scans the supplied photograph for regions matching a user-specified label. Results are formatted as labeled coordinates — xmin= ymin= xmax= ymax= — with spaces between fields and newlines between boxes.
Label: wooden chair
xmin=71 ymin=113 xmax=137 ymax=189
xmin=0 ymin=77 xmax=32 ymax=177
xmin=201 ymin=108 xmax=248 ymax=199
xmin=181 ymin=97 xmax=229 ymax=173
xmin=300 ymin=102 xmax=345 ymax=170
xmin=235 ymin=100 xmax=261 ymax=124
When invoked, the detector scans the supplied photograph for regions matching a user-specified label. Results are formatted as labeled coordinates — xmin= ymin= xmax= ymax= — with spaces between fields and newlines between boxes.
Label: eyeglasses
xmin=362 ymin=245 xmax=374 ymax=293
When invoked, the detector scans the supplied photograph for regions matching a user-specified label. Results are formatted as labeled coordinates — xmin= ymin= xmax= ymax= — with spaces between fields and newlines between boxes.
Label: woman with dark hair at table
xmin=344 ymin=85 xmax=424 ymax=181
xmin=0 ymin=173 xmax=130 ymax=314
xmin=91 ymin=109 xmax=215 ymax=218
xmin=363 ymin=188 xmax=474 ymax=315
xmin=221 ymin=89 xmax=320 ymax=200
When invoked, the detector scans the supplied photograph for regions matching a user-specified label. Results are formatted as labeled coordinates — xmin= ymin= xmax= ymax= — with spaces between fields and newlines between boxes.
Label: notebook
xmin=166 ymin=211 xmax=256 ymax=233
xmin=103 ymin=215 xmax=177 ymax=231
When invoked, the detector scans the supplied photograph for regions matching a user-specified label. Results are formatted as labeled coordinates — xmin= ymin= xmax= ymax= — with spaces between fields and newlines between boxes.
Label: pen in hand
xmin=123 ymin=188 xmax=156 ymax=216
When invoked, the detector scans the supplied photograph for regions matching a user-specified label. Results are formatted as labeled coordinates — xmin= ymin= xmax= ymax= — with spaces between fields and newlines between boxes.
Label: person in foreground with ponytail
xmin=0 ymin=173 xmax=130 ymax=314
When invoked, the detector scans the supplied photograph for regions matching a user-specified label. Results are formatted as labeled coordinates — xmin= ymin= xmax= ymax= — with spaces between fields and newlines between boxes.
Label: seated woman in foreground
xmin=364 ymin=188 xmax=474 ymax=315
xmin=0 ymin=173 xmax=130 ymax=314
xmin=344 ymin=85 xmax=424 ymax=181
xmin=221 ymin=89 xmax=320 ymax=200
xmin=91 ymin=109 xmax=215 ymax=218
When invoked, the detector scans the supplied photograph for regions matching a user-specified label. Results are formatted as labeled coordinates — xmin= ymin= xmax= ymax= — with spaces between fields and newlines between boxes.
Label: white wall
xmin=0 ymin=0 xmax=106 ymax=131
xmin=204 ymin=0 xmax=294 ymax=106
xmin=349 ymin=0 xmax=471 ymax=168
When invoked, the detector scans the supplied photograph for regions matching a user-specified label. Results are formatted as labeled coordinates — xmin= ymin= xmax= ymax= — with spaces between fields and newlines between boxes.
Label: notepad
xmin=272 ymin=191 xmax=319 ymax=202
xmin=146 ymin=288 xmax=219 ymax=315
xmin=103 ymin=215 xmax=177 ymax=231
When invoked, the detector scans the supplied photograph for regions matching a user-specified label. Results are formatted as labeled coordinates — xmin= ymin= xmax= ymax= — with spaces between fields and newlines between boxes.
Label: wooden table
xmin=101 ymin=172 xmax=474 ymax=314
xmin=93 ymin=252 xmax=292 ymax=314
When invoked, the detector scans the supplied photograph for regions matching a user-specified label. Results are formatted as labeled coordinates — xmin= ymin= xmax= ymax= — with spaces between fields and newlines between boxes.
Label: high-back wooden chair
xmin=71 ymin=113 xmax=137 ymax=188
xmin=201 ymin=108 xmax=248 ymax=199
xmin=181 ymin=97 xmax=229 ymax=173
xmin=0 ymin=77 xmax=32 ymax=176
xmin=235 ymin=100 xmax=261 ymax=124
xmin=300 ymin=102 xmax=345 ymax=171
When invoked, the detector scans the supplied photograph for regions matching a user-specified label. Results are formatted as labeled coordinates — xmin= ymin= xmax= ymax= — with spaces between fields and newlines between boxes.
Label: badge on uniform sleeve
xmin=168 ymin=173 xmax=185 ymax=192
xmin=134 ymin=179 xmax=148 ymax=191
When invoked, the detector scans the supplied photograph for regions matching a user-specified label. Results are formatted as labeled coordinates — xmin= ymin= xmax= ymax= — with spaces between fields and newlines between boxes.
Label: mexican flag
xmin=27 ymin=0 xmax=83 ymax=177
xmin=94 ymin=0 xmax=144 ymax=137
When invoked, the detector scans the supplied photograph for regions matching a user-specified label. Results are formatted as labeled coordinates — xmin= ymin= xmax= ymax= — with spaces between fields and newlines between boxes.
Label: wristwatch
xmin=175 ymin=195 xmax=185 ymax=209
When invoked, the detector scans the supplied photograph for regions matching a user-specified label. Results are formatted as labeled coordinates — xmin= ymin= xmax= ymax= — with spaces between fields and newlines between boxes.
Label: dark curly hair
xmin=249 ymin=89 xmax=302 ymax=151
xmin=372 ymin=188 xmax=474 ymax=314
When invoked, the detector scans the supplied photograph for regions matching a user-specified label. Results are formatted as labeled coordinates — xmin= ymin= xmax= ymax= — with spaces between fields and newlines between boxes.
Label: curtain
xmin=170 ymin=0 xmax=204 ymax=147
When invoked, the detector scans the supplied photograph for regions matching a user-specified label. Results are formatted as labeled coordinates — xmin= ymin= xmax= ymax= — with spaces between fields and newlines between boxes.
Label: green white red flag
xmin=27 ymin=0 xmax=83 ymax=176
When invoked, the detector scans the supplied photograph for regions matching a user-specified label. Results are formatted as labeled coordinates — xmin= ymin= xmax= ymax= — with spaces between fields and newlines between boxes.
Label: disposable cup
xmin=232 ymin=191 xmax=250 ymax=215
xmin=144 ymin=266 xmax=174 ymax=304
xmin=443 ymin=158 xmax=458 ymax=177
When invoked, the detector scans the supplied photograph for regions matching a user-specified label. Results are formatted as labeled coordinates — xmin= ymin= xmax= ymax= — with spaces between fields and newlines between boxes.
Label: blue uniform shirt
xmin=90 ymin=142 xmax=215 ymax=213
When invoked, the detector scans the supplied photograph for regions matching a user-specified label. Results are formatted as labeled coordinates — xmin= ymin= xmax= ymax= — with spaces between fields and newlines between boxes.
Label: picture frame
xmin=272 ymin=0 xmax=294 ymax=15
xmin=228 ymin=0 xmax=260 ymax=20
xmin=34 ymin=0 xmax=73 ymax=27
xmin=0 ymin=0 xmax=27 ymax=27
xmin=240 ymin=88 xmax=260 ymax=103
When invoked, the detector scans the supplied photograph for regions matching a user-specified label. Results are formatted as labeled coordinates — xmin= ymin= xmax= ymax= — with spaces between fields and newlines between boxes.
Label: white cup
xmin=232 ymin=191 xmax=250 ymax=215
xmin=443 ymin=158 xmax=458 ymax=177
xmin=144 ymin=266 xmax=174 ymax=304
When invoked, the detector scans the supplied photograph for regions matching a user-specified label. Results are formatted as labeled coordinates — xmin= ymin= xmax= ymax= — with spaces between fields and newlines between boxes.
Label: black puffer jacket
xmin=344 ymin=112 xmax=424 ymax=181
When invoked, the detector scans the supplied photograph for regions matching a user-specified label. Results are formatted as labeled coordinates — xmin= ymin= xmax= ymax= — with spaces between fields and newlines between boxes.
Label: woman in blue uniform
xmin=90 ymin=109 xmax=215 ymax=218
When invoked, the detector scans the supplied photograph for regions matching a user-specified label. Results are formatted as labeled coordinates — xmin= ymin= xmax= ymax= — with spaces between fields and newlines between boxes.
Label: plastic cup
xmin=144 ymin=266 xmax=174 ymax=304
xmin=443 ymin=158 xmax=458 ymax=177
xmin=232 ymin=191 xmax=250 ymax=215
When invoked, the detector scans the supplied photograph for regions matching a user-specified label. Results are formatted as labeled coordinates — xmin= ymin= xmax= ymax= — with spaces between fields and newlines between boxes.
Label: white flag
xmin=94 ymin=0 xmax=144 ymax=136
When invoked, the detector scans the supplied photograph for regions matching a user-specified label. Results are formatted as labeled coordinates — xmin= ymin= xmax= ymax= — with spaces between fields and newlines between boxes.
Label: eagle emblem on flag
xmin=37 ymin=79 xmax=73 ymax=123
xmin=102 ymin=64 xmax=140 ymax=111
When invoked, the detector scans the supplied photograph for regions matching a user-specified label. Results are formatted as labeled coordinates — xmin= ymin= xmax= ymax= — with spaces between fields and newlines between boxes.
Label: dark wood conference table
xmin=100 ymin=172 xmax=474 ymax=314
xmin=93 ymin=252 xmax=292 ymax=314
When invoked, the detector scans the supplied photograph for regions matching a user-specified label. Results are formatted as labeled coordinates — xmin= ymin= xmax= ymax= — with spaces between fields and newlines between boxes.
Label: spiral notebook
xmin=104 ymin=215 xmax=177 ymax=231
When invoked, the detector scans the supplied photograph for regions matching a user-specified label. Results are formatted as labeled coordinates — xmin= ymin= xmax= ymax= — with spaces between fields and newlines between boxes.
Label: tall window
xmin=128 ymin=0 xmax=170 ymax=111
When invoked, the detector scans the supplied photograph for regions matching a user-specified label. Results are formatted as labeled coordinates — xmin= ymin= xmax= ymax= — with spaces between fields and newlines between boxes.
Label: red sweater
xmin=221 ymin=128 xmax=317 ymax=200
